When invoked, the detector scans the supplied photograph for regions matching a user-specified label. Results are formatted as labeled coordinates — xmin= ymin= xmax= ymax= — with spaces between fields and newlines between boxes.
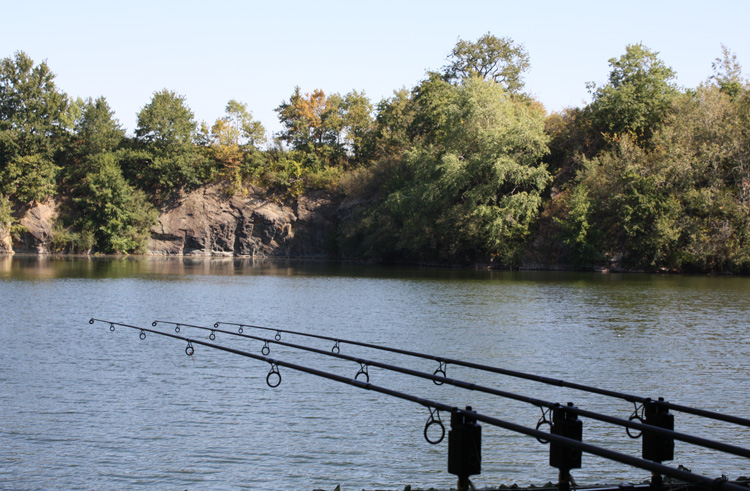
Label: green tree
xmin=554 ymin=136 xmax=681 ymax=269
xmin=224 ymin=99 xmax=266 ymax=149
xmin=554 ymin=83 xmax=750 ymax=273
xmin=654 ymin=85 xmax=750 ymax=271
xmin=135 ymin=89 xmax=196 ymax=147
xmin=587 ymin=43 xmax=679 ymax=144
xmin=63 ymin=96 xmax=125 ymax=184
xmin=341 ymin=90 xmax=374 ymax=165
xmin=74 ymin=152 xmax=157 ymax=253
xmin=369 ymin=88 xmax=415 ymax=160
xmin=0 ymin=51 xmax=71 ymax=202
xmin=129 ymin=89 xmax=204 ymax=196
xmin=275 ymin=87 xmax=329 ymax=151
xmin=208 ymin=100 xmax=267 ymax=193
xmin=74 ymin=96 xmax=125 ymax=156
xmin=408 ymin=72 xmax=458 ymax=147
xmin=710 ymin=44 xmax=745 ymax=99
xmin=275 ymin=87 xmax=349 ymax=166
xmin=343 ymin=77 xmax=551 ymax=264
xmin=443 ymin=33 xmax=530 ymax=94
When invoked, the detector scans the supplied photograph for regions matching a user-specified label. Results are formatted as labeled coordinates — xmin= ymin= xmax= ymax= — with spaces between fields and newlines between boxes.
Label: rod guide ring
xmin=355 ymin=363 xmax=370 ymax=383
xmin=627 ymin=402 xmax=644 ymax=439
xmin=267 ymin=364 xmax=281 ymax=388
xmin=424 ymin=408 xmax=445 ymax=445
xmin=433 ymin=361 xmax=447 ymax=385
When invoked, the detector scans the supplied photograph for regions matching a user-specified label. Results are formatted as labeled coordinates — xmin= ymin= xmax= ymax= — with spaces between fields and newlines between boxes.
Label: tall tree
xmin=341 ymin=90 xmax=374 ymax=164
xmin=224 ymin=99 xmax=266 ymax=149
xmin=710 ymin=44 xmax=745 ymax=99
xmin=74 ymin=152 xmax=157 ymax=253
xmin=342 ymin=77 xmax=551 ymax=264
xmin=72 ymin=96 xmax=125 ymax=160
xmin=135 ymin=89 xmax=196 ymax=147
xmin=587 ymin=43 xmax=679 ymax=144
xmin=442 ymin=33 xmax=530 ymax=94
xmin=0 ymin=51 xmax=71 ymax=202
xmin=369 ymin=88 xmax=415 ymax=160
xmin=275 ymin=87 xmax=347 ymax=165
xmin=128 ymin=89 xmax=203 ymax=195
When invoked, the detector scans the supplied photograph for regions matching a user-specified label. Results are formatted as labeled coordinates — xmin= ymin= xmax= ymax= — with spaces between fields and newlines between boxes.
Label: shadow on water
xmin=4 ymin=254 xmax=750 ymax=287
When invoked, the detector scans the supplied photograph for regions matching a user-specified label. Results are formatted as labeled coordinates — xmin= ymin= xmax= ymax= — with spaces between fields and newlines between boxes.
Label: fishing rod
xmin=152 ymin=320 xmax=750 ymax=460
xmin=92 ymin=318 xmax=748 ymax=491
xmin=213 ymin=320 xmax=750 ymax=428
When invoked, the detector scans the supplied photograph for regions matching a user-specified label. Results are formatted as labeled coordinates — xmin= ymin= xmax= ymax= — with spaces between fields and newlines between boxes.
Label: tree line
xmin=1 ymin=34 xmax=749 ymax=273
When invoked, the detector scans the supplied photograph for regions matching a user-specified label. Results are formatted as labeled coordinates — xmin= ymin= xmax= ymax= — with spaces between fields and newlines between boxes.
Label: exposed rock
xmin=12 ymin=200 xmax=58 ymax=253
xmin=0 ymin=221 xmax=12 ymax=254
xmin=0 ymin=186 xmax=342 ymax=257
xmin=148 ymin=184 xmax=340 ymax=258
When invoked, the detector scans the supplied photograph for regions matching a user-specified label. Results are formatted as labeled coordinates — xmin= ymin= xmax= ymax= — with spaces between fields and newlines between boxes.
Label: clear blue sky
xmin=2 ymin=0 xmax=748 ymax=137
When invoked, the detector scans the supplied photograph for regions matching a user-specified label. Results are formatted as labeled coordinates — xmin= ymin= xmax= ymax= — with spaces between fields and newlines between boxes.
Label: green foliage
xmin=342 ymin=77 xmax=551 ymax=265
xmin=369 ymin=88 xmax=415 ymax=160
xmin=74 ymin=96 xmax=125 ymax=156
xmin=408 ymin=72 xmax=458 ymax=146
xmin=1 ymin=154 xmax=59 ymax=202
xmin=443 ymin=33 xmax=530 ymax=94
xmin=74 ymin=153 xmax=157 ymax=253
xmin=224 ymin=99 xmax=266 ymax=149
xmin=553 ymin=84 xmax=750 ymax=272
xmin=302 ymin=165 xmax=345 ymax=193
xmin=50 ymin=223 xmax=94 ymax=253
xmin=275 ymin=87 xmax=374 ymax=168
xmin=551 ymin=186 xmax=600 ymax=266
xmin=1 ymin=42 xmax=748 ymax=272
xmin=275 ymin=87 xmax=337 ymax=155
xmin=341 ymin=90 xmax=374 ymax=164
xmin=710 ymin=45 xmax=745 ymax=99
xmin=0 ymin=51 xmax=71 ymax=153
xmin=62 ymin=96 xmax=126 ymax=185
xmin=588 ymin=43 xmax=679 ymax=144
xmin=135 ymin=89 xmax=196 ymax=147
xmin=0 ymin=193 xmax=12 ymax=224
xmin=0 ymin=51 xmax=70 ymax=203
xmin=131 ymin=89 xmax=204 ymax=196
xmin=651 ymin=85 xmax=750 ymax=271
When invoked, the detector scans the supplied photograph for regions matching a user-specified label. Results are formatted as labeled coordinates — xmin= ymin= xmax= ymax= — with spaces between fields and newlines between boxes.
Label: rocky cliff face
xmin=0 ymin=221 xmax=12 ymax=253
xmin=0 ymin=186 xmax=341 ymax=257
xmin=10 ymin=200 xmax=58 ymax=254
xmin=149 ymin=185 xmax=340 ymax=257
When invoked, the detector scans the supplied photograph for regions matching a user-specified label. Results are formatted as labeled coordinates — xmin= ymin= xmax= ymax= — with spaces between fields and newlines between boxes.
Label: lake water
xmin=1 ymin=255 xmax=749 ymax=490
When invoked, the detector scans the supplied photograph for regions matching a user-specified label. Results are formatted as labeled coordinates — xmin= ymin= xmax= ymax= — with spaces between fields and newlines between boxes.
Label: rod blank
xmin=213 ymin=320 xmax=750 ymax=428
xmin=153 ymin=320 xmax=750 ymax=460
xmin=92 ymin=318 xmax=749 ymax=491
